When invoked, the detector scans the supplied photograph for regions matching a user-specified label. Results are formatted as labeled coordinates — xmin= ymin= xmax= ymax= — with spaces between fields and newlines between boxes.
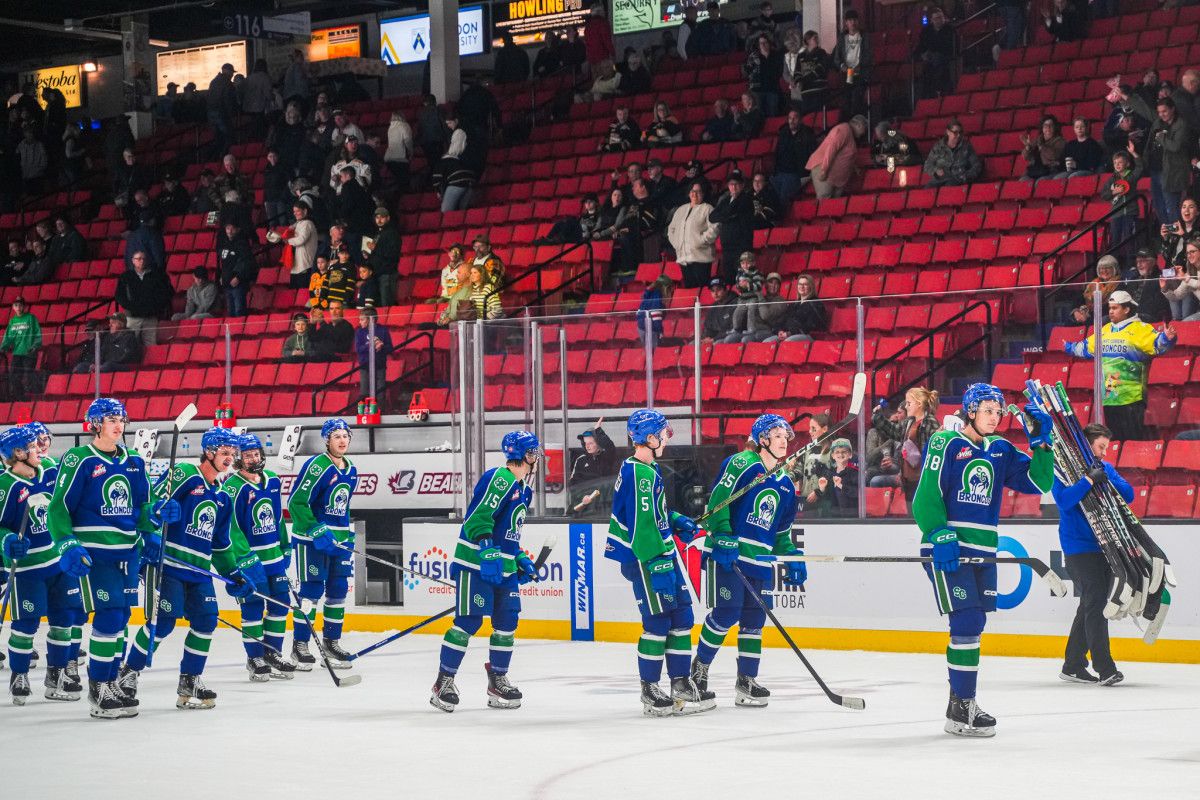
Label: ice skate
xmin=176 ymin=674 xmax=217 ymax=709
xmin=485 ymin=662 xmax=522 ymax=709
xmin=734 ymin=674 xmax=770 ymax=707
xmin=88 ymin=680 xmax=125 ymax=720
xmin=290 ymin=641 xmax=316 ymax=671
xmin=65 ymin=659 xmax=80 ymax=686
xmin=944 ymin=692 xmax=996 ymax=737
xmin=671 ymin=676 xmax=716 ymax=715
xmin=44 ymin=666 xmax=81 ymax=701
xmin=114 ymin=666 xmax=140 ymax=717
xmin=246 ymin=657 xmax=271 ymax=682
xmin=321 ymin=638 xmax=353 ymax=670
xmin=264 ymin=649 xmax=296 ymax=679
xmin=10 ymin=672 xmax=30 ymax=706
xmin=1059 ymin=667 xmax=1099 ymax=684
xmin=29 ymin=649 xmax=39 ymax=668
xmin=640 ymin=681 xmax=674 ymax=717
xmin=689 ymin=657 xmax=710 ymax=695
xmin=430 ymin=670 xmax=460 ymax=713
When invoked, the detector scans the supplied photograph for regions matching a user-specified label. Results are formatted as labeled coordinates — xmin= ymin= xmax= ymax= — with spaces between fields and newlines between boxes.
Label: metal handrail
xmin=309 ymin=329 xmax=435 ymax=415
xmin=1036 ymin=194 xmax=1149 ymax=337
xmin=870 ymin=298 xmax=995 ymax=406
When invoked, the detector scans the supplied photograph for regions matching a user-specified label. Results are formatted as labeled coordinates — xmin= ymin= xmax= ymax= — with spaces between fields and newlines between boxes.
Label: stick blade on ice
xmin=841 ymin=696 xmax=866 ymax=710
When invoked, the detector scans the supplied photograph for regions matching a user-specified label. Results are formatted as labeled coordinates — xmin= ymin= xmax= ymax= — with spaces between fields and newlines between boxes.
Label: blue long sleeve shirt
xmin=1051 ymin=462 xmax=1134 ymax=555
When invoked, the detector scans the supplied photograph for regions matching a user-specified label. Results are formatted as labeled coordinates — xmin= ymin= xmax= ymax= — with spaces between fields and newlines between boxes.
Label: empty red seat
xmin=1146 ymin=485 xmax=1197 ymax=518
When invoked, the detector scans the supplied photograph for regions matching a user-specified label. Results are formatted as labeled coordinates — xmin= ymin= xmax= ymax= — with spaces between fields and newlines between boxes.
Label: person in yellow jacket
xmin=1063 ymin=289 xmax=1176 ymax=440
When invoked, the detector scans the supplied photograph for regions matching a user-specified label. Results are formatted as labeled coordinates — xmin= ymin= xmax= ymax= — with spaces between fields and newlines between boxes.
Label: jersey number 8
xmin=927 ymin=455 xmax=942 ymax=472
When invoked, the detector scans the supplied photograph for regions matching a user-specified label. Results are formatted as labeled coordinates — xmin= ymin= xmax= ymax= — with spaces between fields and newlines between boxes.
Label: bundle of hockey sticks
xmin=1015 ymin=379 xmax=1175 ymax=643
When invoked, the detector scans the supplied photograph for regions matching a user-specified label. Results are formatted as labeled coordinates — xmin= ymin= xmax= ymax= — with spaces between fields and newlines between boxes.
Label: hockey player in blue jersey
xmin=0 ymin=425 xmax=78 ymax=705
xmin=224 ymin=432 xmax=296 ymax=681
xmin=48 ymin=397 xmax=171 ymax=719
xmin=431 ymin=431 xmax=539 ymax=713
xmin=691 ymin=414 xmax=804 ymax=707
xmin=121 ymin=427 xmax=265 ymax=710
xmin=605 ymin=409 xmax=711 ymax=716
xmin=288 ymin=418 xmax=359 ymax=671
xmin=912 ymin=383 xmax=1054 ymax=737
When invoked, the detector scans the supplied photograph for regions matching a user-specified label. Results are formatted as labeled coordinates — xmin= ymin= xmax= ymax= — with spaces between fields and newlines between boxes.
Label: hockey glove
xmin=151 ymin=499 xmax=182 ymax=527
xmin=235 ymin=554 xmax=267 ymax=593
xmin=711 ymin=535 xmax=740 ymax=569
xmin=783 ymin=551 xmax=807 ymax=587
xmin=2 ymin=532 xmax=29 ymax=561
xmin=670 ymin=512 xmax=700 ymax=541
xmin=516 ymin=553 xmax=538 ymax=585
xmin=1086 ymin=462 xmax=1109 ymax=488
xmin=56 ymin=539 xmax=92 ymax=578
xmin=647 ymin=555 xmax=677 ymax=597
xmin=228 ymin=575 xmax=256 ymax=600
xmin=930 ymin=527 xmax=960 ymax=573
xmin=1021 ymin=403 xmax=1054 ymax=450
xmin=478 ymin=539 xmax=505 ymax=585
xmin=310 ymin=525 xmax=337 ymax=555
xmin=140 ymin=532 xmax=163 ymax=565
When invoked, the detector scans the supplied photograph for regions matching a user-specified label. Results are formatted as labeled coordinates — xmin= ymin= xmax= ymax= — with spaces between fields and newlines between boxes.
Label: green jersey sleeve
xmin=911 ymin=431 xmax=954 ymax=535
xmin=462 ymin=468 xmax=515 ymax=543
xmin=287 ymin=457 xmax=329 ymax=535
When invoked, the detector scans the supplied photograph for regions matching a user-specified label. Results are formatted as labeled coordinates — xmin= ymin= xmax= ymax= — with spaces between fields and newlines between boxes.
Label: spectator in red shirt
xmin=583 ymin=5 xmax=615 ymax=74
xmin=805 ymin=115 xmax=867 ymax=199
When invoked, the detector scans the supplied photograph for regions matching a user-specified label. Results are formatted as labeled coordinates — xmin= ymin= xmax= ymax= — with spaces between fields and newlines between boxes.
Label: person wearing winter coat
xmin=384 ymin=111 xmax=414 ymax=193
xmin=1122 ymin=89 xmax=1194 ymax=225
xmin=667 ymin=183 xmax=719 ymax=288
xmin=923 ymin=121 xmax=983 ymax=187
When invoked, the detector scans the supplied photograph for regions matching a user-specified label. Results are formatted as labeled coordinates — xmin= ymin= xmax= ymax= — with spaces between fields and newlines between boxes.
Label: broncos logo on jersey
xmin=325 ymin=485 xmax=351 ymax=517
xmin=957 ymin=459 xmax=995 ymax=506
xmin=746 ymin=489 xmax=780 ymax=530
xmin=253 ymin=499 xmax=276 ymax=535
xmin=186 ymin=501 xmax=218 ymax=541
xmin=100 ymin=476 xmax=133 ymax=517
xmin=28 ymin=504 xmax=48 ymax=536
xmin=505 ymin=505 xmax=527 ymax=541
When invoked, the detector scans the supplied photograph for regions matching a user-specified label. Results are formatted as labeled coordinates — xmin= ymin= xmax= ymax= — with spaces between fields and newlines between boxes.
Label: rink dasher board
xmin=379 ymin=522 xmax=1198 ymax=664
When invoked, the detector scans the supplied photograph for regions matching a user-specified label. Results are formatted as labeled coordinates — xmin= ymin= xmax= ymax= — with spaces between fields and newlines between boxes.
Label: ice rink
xmin=2 ymin=629 xmax=1197 ymax=799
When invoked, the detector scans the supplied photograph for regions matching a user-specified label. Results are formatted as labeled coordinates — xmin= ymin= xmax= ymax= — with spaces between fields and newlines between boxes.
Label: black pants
xmin=680 ymin=262 xmax=713 ymax=289
xmin=1105 ymin=401 xmax=1145 ymax=441
xmin=1063 ymin=551 xmax=1117 ymax=677
xmin=8 ymin=353 xmax=35 ymax=399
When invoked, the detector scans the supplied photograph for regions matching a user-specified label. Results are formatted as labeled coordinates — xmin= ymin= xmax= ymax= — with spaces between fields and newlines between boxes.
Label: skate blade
xmin=944 ymin=720 xmax=995 ymax=737
xmin=672 ymin=698 xmax=717 ymax=715
xmin=248 ymin=674 xmax=271 ymax=683
xmin=734 ymin=693 xmax=769 ymax=708
xmin=487 ymin=695 xmax=522 ymax=709
xmin=642 ymin=703 xmax=674 ymax=717
xmin=176 ymin=697 xmax=216 ymax=710
xmin=44 ymin=691 xmax=81 ymax=701
xmin=117 ymin=707 xmax=139 ymax=718
xmin=322 ymin=659 xmax=352 ymax=671
xmin=268 ymin=671 xmax=296 ymax=680
xmin=292 ymin=662 xmax=314 ymax=672
xmin=12 ymin=695 xmax=27 ymax=706
xmin=429 ymin=695 xmax=457 ymax=713
xmin=89 ymin=707 xmax=124 ymax=719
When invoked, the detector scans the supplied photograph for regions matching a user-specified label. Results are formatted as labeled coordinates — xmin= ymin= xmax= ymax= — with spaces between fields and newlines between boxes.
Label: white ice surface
xmin=2 ymin=630 xmax=1198 ymax=799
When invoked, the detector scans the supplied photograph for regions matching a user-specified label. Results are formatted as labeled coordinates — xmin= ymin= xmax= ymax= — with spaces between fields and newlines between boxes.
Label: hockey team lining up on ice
xmin=0 ymin=378 xmax=1175 ymax=737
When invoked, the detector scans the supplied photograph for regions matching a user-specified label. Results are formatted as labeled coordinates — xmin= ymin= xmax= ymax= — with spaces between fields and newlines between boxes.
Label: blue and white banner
xmin=568 ymin=523 xmax=594 ymax=640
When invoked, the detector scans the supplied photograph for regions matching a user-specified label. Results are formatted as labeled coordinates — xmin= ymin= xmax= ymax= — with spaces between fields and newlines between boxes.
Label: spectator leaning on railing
xmin=1064 ymin=290 xmax=1177 ymax=440
xmin=805 ymin=115 xmax=868 ymax=199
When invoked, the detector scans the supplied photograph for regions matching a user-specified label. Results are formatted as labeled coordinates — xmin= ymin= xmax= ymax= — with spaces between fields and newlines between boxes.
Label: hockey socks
xmin=322 ymin=599 xmax=345 ymax=640
xmin=947 ymin=609 xmax=985 ymax=699
xmin=264 ymin=610 xmax=287 ymax=654
xmin=439 ymin=616 xmax=482 ymax=675
xmin=696 ymin=609 xmax=763 ymax=677
xmin=7 ymin=618 xmax=37 ymax=674
xmin=87 ymin=610 xmax=128 ymax=683
xmin=736 ymin=628 xmax=763 ymax=678
xmin=291 ymin=606 xmax=316 ymax=643
xmin=488 ymin=628 xmax=515 ymax=673
xmin=46 ymin=621 xmax=72 ymax=669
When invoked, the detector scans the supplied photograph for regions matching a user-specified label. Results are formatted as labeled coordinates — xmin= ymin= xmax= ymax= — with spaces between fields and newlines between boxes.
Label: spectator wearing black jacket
xmin=263 ymin=149 xmax=292 ymax=226
xmin=116 ymin=252 xmax=173 ymax=345
xmin=772 ymin=110 xmax=817 ymax=203
xmin=1054 ymin=118 xmax=1106 ymax=179
xmin=914 ymin=7 xmax=955 ymax=98
xmin=701 ymin=99 xmax=737 ymax=142
xmin=744 ymin=34 xmax=784 ymax=117
xmin=599 ymin=107 xmax=640 ymax=153
xmin=618 ymin=49 xmax=652 ymax=96
xmin=689 ymin=1 xmax=737 ymax=56
xmin=872 ymin=121 xmax=922 ymax=168
xmin=733 ymin=93 xmax=765 ymax=140
xmin=125 ymin=190 xmax=165 ymax=271
xmin=701 ymin=281 xmax=737 ymax=342
xmin=49 ymin=217 xmax=87 ymax=265
xmin=16 ymin=238 xmax=56 ymax=286
xmin=365 ymin=207 xmax=400 ymax=306
xmin=493 ymin=31 xmax=530 ymax=84
xmin=750 ymin=171 xmax=782 ymax=229
xmin=708 ymin=173 xmax=755 ymax=284
xmin=353 ymin=263 xmax=381 ymax=309
xmin=158 ymin=173 xmax=191 ymax=217
xmin=569 ymin=419 xmax=619 ymax=515
xmin=333 ymin=166 xmax=375 ymax=249
xmin=1042 ymin=0 xmax=1085 ymax=42
xmin=72 ymin=313 xmax=142 ymax=373
xmin=643 ymin=159 xmax=678 ymax=216
xmin=1122 ymin=248 xmax=1172 ymax=324
xmin=777 ymin=274 xmax=827 ymax=341
xmin=218 ymin=221 xmax=255 ymax=317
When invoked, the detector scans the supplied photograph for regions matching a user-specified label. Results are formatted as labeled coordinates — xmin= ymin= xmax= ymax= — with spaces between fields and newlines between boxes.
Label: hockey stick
xmin=145 ymin=403 xmax=200 ymax=668
xmin=215 ymin=615 xmax=287 ymax=656
xmin=695 ymin=372 xmax=867 ymax=527
xmin=730 ymin=563 xmax=865 ymax=710
xmin=158 ymin=555 xmax=359 ymax=688
xmin=346 ymin=607 xmax=455 ymax=661
xmin=287 ymin=587 xmax=363 ymax=688
xmin=343 ymin=537 xmax=558 ymax=662
xmin=763 ymin=554 xmax=1068 ymax=597
xmin=0 ymin=493 xmax=50 ymax=634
